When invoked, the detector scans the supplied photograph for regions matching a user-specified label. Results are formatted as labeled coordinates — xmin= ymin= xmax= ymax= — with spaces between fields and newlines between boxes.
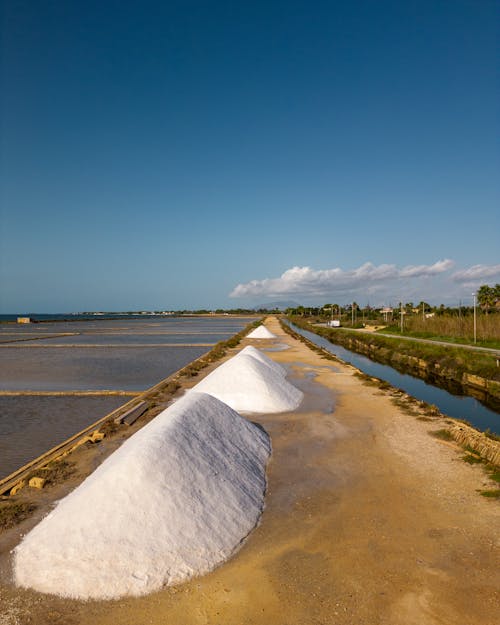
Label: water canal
xmin=287 ymin=321 xmax=500 ymax=435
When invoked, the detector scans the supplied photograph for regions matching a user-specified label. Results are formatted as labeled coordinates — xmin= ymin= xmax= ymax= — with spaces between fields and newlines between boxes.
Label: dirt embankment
xmin=0 ymin=316 xmax=499 ymax=625
xmin=293 ymin=318 xmax=500 ymax=402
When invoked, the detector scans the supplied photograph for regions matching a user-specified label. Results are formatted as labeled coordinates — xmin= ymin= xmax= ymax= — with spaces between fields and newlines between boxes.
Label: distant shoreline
xmin=0 ymin=313 xmax=260 ymax=324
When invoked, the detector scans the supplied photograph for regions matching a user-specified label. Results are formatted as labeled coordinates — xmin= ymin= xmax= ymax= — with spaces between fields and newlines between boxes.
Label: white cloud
xmin=452 ymin=264 xmax=500 ymax=283
xmin=400 ymin=259 xmax=455 ymax=278
xmin=229 ymin=259 xmax=456 ymax=303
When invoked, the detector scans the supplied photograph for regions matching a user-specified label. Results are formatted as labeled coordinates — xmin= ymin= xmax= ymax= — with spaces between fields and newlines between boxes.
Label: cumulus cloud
xmin=229 ymin=259 xmax=455 ymax=300
xmin=400 ymin=259 xmax=455 ymax=278
xmin=452 ymin=264 xmax=500 ymax=283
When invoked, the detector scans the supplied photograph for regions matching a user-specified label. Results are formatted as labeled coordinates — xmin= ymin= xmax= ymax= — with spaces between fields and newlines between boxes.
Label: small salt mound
xmin=237 ymin=345 xmax=287 ymax=377
xmin=247 ymin=325 xmax=277 ymax=339
xmin=192 ymin=353 xmax=303 ymax=413
xmin=14 ymin=392 xmax=271 ymax=600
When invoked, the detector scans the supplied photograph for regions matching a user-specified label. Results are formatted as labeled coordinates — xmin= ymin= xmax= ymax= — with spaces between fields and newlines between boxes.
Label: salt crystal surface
xmin=237 ymin=345 xmax=287 ymax=377
xmin=247 ymin=325 xmax=277 ymax=339
xmin=192 ymin=352 xmax=303 ymax=413
xmin=14 ymin=392 xmax=271 ymax=600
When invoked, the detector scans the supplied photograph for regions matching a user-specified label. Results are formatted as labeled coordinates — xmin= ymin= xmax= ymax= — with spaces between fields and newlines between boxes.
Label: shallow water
xmin=0 ymin=346 xmax=210 ymax=391
xmin=0 ymin=317 xmax=254 ymax=477
xmin=288 ymin=322 xmax=500 ymax=435
xmin=0 ymin=396 xmax=127 ymax=477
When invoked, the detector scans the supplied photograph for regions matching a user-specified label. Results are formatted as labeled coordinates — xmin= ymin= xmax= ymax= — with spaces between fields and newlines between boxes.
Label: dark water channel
xmin=288 ymin=322 xmax=500 ymax=435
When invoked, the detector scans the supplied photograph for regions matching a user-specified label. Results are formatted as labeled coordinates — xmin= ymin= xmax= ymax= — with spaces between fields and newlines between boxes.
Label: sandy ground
xmin=0 ymin=316 xmax=499 ymax=625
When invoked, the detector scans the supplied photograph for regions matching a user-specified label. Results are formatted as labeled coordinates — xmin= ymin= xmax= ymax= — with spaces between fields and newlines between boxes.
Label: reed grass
xmin=382 ymin=313 xmax=500 ymax=348
xmin=289 ymin=317 xmax=500 ymax=382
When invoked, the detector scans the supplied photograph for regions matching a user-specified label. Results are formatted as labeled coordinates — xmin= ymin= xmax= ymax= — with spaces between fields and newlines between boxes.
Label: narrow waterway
xmin=288 ymin=322 xmax=500 ymax=435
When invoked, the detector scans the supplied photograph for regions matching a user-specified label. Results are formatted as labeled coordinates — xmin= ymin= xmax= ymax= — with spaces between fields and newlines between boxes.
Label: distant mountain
xmin=253 ymin=301 xmax=300 ymax=311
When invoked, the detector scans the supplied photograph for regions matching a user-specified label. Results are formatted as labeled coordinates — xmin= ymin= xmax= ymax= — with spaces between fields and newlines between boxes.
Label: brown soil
xmin=0 ymin=316 xmax=498 ymax=625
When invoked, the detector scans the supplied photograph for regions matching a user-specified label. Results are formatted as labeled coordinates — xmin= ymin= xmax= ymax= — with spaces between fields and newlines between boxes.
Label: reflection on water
xmin=21 ymin=333 xmax=230 ymax=345
xmin=0 ymin=317 xmax=254 ymax=477
xmin=0 ymin=318 xmax=253 ymax=338
xmin=289 ymin=322 xmax=500 ymax=435
xmin=0 ymin=346 xmax=210 ymax=391
xmin=0 ymin=396 xmax=127 ymax=477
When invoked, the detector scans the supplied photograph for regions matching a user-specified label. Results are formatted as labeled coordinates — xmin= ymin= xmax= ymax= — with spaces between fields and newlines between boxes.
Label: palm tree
xmin=477 ymin=285 xmax=495 ymax=314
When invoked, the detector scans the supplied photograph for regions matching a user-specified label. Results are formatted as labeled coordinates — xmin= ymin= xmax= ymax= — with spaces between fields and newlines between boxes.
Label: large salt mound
xmin=247 ymin=325 xmax=277 ymax=339
xmin=14 ymin=392 xmax=271 ymax=600
xmin=192 ymin=352 xmax=303 ymax=413
xmin=237 ymin=345 xmax=287 ymax=377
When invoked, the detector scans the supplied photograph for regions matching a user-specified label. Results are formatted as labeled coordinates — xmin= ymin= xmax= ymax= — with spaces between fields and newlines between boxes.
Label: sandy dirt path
xmin=1 ymin=316 xmax=499 ymax=624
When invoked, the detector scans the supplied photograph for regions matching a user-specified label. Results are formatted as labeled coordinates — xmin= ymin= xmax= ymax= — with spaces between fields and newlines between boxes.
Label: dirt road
xmin=1 ymin=316 xmax=498 ymax=624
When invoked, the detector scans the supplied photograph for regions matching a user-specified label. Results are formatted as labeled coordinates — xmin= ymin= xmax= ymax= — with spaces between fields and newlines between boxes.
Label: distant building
xmin=380 ymin=307 xmax=393 ymax=322
xmin=17 ymin=317 xmax=31 ymax=324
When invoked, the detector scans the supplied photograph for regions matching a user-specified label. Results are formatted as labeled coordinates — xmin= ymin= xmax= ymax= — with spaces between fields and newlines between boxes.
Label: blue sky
xmin=1 ymin=0 xmax=498 ymax=312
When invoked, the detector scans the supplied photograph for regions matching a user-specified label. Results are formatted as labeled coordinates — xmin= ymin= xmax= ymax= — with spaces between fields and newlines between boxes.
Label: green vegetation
xmin=483 ymin=429 xmax=500 ymax=442
xmin=477 ymin=284 xmax=500 ymax=315
xmin=479 ymin=489 xmax=500 ymax=499
xmin=391 ymin=396 xmax=420 ymax=416
xmin=287 ymin=317 xmax=500 ymax=385
xmin=429 ymin=429 xmax=454 ymax=441
xmin=379 ymin=314 xmax=500 ymax=349
xmin=287 ymin=284 xmax=500 ymax=348
xmin=27 ymin=459 xmax=77 ymax=487
xmin=488 ymin=468 xmax=500 ymax=483
xmin=281 ymin=317 xmax=500 ymax=499
xmin=0 ymin=501 xmax=37 ymax=531
xmin=462 ymin=453 xmax=483 ymax=464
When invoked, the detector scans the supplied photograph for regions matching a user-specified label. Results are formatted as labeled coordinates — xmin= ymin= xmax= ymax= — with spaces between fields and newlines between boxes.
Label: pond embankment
xmin=281 ymin=318 xmax=500 ymax=467
xmin=289 ymin=317 xmax=500 ymax=405
xmin=2 ymin=315 xmax=499 ymax=625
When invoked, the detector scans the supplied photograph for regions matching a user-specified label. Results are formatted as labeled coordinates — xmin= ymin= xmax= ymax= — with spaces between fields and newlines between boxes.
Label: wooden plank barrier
xmin=114 ymin=401 xmax=148 ymax=426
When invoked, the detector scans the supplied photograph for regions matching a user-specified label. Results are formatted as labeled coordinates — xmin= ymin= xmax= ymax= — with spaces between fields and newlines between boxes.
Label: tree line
xmin=285 ymin=284 xmax=500 ymax=320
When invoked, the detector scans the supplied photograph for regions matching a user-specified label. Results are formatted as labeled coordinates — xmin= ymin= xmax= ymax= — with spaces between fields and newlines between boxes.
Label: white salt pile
xmin=192 ymin=351 xmax=303 ymax=413
xmin=247 ymin=325 xmax=277 ymax=339
xmin=14 ymin=392 xmax=271 ymax=600
xmin=237 ymin=345 xmax=287 ymax=377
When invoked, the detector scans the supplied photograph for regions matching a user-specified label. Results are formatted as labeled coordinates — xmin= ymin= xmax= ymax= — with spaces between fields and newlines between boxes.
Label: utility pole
xmin=400 ymin=301 xmax=404 ymax=333
xmin=352 ymin=302 xmax=354 ymax=326
xmin=473 ymin=293 xmax=477 ymax=344
xmin=422 ymin=301 xmax=425 ymax=321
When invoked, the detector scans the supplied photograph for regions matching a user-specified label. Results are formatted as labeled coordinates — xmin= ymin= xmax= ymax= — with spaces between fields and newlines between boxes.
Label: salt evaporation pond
xmin=13 ymin=345 xmax=307 ymax=599
xmin=0 ymin=316 xmax=255 ymax=478
xmin=14 ymin=392 xmax=271 ymax=599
